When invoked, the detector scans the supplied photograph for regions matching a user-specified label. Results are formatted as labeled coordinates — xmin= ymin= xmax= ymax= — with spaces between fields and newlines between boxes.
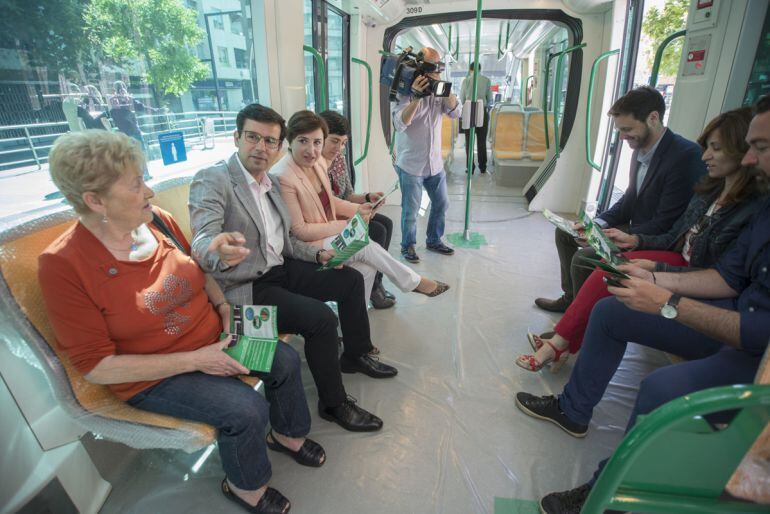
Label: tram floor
xmin=87 ymin=157 xmax=671 ymax=514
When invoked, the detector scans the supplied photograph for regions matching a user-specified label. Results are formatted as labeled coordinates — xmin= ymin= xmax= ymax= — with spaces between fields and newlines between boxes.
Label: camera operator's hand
xmin=411 ymin=75 xmax=431 ymax=97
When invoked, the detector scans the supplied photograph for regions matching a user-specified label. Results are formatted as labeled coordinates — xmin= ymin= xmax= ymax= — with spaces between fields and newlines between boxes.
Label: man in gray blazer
xmin=189 ymin=104 xmax=397 ymax=432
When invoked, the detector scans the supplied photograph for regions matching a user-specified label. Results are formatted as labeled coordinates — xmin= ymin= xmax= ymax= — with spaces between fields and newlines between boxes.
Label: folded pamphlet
xmin=575 ymin=256 xmax=630 ymax=280
xmin=578 ymin=211 xmax=626 ymax=266
xmin=222 ymin=304 xmax=278 ymax=373
xmin=542 ymin=209 xmax=579 ymax=237
xmin=320 ymin=213 xmax=370 ymax=269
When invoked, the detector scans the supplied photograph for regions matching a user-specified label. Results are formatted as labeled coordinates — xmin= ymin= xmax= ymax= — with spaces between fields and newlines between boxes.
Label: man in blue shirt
xmin=392 ymin=47 xmax=461 ymax=263
xmin=518 ymin=95 xmax=770 ymax=514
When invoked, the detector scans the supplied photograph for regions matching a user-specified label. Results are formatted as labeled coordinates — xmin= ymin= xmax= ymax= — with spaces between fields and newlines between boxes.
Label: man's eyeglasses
xmin=242 ymin=131 xmax=281 ymax=149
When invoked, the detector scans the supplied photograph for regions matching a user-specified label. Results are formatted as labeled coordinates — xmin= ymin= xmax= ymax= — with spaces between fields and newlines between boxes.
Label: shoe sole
xmin=402 ymin=256 xmax=420 ymax=263
xmin=426 ymin=248 xmax=454 ymax=255
xmin=515 ymin=396 xmax=587 ymax=438
xmin=339 ymin=366 xmax=398 ymax=378
xmin=318 ymin=409 xmax=382 ymax=432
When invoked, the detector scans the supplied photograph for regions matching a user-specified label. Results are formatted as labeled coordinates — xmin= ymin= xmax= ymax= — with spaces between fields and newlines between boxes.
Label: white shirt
xmin=236 ymin=154 xmax=285 ymax=271
xmin=635 ymin=128 xmax=667 ymax=191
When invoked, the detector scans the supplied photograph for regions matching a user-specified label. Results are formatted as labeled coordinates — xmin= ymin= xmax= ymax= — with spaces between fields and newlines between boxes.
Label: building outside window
xmin=234 ymin=48 xmax=247 ymax=69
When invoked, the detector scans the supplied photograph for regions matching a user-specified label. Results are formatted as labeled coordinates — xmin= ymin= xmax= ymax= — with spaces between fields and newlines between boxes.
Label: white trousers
xmin=323 ymin=237 xmax=421 ymax=298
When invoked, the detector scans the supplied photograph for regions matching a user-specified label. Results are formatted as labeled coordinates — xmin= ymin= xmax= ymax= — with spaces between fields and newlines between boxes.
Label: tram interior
xmin=2 ymin=0 xmax=770 ymax=513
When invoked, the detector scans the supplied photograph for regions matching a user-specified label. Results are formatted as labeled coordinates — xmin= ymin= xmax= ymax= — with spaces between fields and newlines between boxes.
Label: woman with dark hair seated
xmin=318 ymin=110 xmax=397 ymax=309
xmin=273 ymin=110 xmax=449 ymax=312
xmin=517 ymin=107 xmax=767 ymax=372
xmin=39 ymin=130 xmax=323 ymax=514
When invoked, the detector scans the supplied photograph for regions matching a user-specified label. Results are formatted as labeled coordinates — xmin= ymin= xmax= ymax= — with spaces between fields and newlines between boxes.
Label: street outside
xmin=0 ymin=135 xmax=237 ymax=230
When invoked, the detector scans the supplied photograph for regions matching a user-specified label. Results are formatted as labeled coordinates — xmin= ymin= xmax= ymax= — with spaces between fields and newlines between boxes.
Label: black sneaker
xmin=540 ymin=483 xmax=592 ymax=514
xmin=401 ymin=246 xmax=420 ymax=263
xmin=515 ymin=392 xmax=588 ymax=438
xmin=426 ymin=242 xmax=455 ymax=255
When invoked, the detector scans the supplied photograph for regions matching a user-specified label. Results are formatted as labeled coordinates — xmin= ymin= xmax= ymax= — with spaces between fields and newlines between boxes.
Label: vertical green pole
xmin=303 ymin=45 xmax=327 ymax=111
xmin=351 ymin=58 xmax=372 ymax=166
xmin=586 ymin=49 xmax=619 ymax=170
xmin=463 ymin=0 xmax=483 ymax=240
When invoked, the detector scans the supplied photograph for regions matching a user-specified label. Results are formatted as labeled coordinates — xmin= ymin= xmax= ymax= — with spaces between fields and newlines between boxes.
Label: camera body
xmin=380 ymin=47 xmax=452 ymax=100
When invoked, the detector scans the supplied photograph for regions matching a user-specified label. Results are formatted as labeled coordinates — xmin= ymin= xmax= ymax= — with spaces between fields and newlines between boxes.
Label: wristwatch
xmin=660 ymin=293 xmax=682 ymax=319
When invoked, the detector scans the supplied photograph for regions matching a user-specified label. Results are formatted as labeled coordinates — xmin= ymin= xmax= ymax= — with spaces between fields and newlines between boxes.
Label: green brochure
xmin=320 ymin=212 xmax=370 ymax=269
xmin=543 ymin=209 xmax=579 ymax=237
xmin=576 ymin=256 xmax=630 ymax=279
xmin=578 ymin=211 xmax=626 ymax=266
xmin=222 ymin=304 xmax=278 ymax=373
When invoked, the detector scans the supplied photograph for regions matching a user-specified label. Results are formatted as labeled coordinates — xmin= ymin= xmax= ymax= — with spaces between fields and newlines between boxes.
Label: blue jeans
xmin=556 ymin=297 xmax=762 ymax=485
xmin=396 ymin=166 xmax=449 ymax=249
xmin=127 ymin=342 xmax=311 ymax=490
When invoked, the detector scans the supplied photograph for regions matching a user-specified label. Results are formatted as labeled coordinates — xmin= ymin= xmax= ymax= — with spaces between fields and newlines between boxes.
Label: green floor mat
xmin=493 ymin=497 xmax=540 ymax=514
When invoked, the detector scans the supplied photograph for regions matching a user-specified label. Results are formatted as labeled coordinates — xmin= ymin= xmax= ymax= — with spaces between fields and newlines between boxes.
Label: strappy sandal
xmin=221 ymin=479 xmax=290 ymax=514
xmin=526 ymin=331 xmax=556 ymax=352
xmin=515 ymin=340 xmax=569 ymax=373
xmin=414 ymin=281 xmax=450 ymax=297
xmin=266 ymin=430 xmax=326 ymax=467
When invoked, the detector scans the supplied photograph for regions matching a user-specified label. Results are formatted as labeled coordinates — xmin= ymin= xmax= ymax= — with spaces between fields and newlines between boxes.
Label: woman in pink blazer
xmin=273 ymin=110 xmax=449 ymax=304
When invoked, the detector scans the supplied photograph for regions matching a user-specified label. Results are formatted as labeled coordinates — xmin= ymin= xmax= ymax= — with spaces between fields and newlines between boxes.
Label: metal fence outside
xmin=0 ymin=111 xmax=238 ymax=174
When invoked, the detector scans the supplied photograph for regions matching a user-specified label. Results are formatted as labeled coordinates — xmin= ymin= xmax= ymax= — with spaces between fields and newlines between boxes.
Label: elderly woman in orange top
xmin=272 ymin=110 xmax=449 ymax=303
xmin=38 ymin=130 xmax=324 ymax=514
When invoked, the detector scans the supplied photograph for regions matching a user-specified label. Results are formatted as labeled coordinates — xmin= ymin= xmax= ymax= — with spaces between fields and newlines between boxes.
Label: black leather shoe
xmin=340 ymin=353 xmax=398 ymax=378
xmin=318 ymin=396 xmax=383 ymax=432
xmin=426 ymin=242 xmax=455 ymax=255
xmin=370 ymin=284 xmax=396 ymax=309
xmin=401 ymin=246 xmax=420 ymax=263
xmin=540 ymin=483 xmax=592 ymax=514
xmin=534 ymin=294 xmax=572 ymax=313
xmin=515 ymin=392 xmax=588 ymax=437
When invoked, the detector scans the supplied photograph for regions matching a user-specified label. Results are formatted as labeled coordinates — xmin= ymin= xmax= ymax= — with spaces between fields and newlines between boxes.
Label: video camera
xmin=380 ymin=47 xmax=452 ymax=100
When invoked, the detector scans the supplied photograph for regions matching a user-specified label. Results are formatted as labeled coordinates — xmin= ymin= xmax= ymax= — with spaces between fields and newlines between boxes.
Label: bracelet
xmin=651 ymin=272 xmax=656 ymax=284
xmin=214 ymin=300 xmax=229 ymax=310
xmin=365 ymin=193 xmax=371 ymax=203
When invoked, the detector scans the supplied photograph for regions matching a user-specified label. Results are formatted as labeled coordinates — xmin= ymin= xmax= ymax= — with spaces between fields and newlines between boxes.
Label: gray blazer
xmin=189 ymin=153 xmax=318 ymax=305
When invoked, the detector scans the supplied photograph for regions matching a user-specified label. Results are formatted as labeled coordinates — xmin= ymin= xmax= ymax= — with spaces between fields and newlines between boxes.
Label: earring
xmin=102 ymin=214 xmax=108 ymax=223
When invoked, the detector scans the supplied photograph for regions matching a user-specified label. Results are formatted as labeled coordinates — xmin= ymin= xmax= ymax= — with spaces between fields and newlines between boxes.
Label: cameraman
xmin=392 ymin=47 xmax=461 ymax=263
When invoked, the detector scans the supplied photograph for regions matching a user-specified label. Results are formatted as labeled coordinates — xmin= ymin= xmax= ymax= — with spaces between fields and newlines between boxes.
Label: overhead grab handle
xmin=351 ymin=57 xmax=372 ymax=166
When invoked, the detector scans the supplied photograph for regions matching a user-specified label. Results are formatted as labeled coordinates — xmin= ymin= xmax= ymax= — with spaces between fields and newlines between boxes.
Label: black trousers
xmin=462 ymin=109 xmax=489 ymax=172
xmin=554 ymin=227 xmax=597 ymax=302
xmin=251 ymin=258 xmax=373 ymax=407
xmin=368 ymin=213 xmax=393 ymax=291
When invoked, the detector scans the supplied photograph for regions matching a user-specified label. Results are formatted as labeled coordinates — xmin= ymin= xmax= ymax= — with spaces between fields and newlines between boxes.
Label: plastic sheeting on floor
xmin=90 ymin=166 xmax=673 ymax=514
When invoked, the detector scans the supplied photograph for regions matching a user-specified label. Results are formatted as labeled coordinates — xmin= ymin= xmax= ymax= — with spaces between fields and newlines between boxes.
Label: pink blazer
xmin=272 ymin=153 xmax=359 ymax=246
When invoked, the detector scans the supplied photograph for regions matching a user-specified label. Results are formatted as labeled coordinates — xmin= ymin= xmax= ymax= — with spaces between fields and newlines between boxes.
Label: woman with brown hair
xmin=517 ymin=107 xmax=767 ymax=372
xmin=272 ymin=111 xmax=449 ymax=307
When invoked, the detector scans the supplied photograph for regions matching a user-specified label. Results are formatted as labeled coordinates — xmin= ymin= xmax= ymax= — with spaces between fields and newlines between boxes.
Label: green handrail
xmin=585 ymin=49 xmax=620 ymax=171
xmin=521 ymin=74 xmax=534 ymax=105
xmin=649 ymin=29 xmax=686 ymax=88
xmin=545 ymin=43 xmax=586 ymax=154
xmin=583 ymin=384 xmax=770 ymax=513
xmin=303 ymin=45 xmax=327 ymax=111
xmin=351 ymin=57 xmax=372 ymax=166
xmin=497 ymin=20 xmax=511 ymax=58
xmin=462 ymin=0 xmax=483 ymax=239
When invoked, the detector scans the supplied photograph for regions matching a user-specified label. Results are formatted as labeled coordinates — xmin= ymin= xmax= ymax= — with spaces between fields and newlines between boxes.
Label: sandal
xmin=221 ymin=479 xmax=291 ymax=514
xmin=515 ymin=341 xmax=569 ymax=373
xmin=526 ymin=330 xmax=556 ymax=352
xmin=414 ymin=280 xmax=450 ymax=297
xmin=266 ymin=430 xmax=326 ymax=467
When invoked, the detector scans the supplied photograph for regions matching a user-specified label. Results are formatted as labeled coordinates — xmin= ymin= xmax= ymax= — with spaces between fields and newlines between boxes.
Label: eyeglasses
xmin=242 ymin=131 xmax=281 ymax=149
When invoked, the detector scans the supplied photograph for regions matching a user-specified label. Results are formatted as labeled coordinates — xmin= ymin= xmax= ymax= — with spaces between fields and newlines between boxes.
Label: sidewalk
xmin=0 ymin=136 xmax=235 ymax=225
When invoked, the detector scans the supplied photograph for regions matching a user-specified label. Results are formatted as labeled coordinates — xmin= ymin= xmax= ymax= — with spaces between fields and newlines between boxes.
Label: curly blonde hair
xmin=48 ymin=130 xmax=145 ymax=214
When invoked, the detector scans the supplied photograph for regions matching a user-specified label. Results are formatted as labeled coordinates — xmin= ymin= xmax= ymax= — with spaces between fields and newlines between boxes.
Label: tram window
xmin=0 ymin=0 xmax=265 ymax=224
xmin=743 ymin=7 xmax=770 ymax=106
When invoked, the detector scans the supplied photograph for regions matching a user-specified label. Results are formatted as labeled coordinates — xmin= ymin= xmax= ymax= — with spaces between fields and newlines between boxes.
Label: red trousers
xmin=554 ymin=250 xmax=688 ymax=353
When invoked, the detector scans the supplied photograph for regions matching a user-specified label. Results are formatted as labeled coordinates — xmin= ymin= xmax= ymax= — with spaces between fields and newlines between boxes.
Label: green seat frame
xmin=582 ymin=384 xmax=770 ymax=514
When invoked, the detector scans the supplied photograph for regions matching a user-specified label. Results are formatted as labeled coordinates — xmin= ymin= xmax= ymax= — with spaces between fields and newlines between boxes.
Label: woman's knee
xmin=222 ymin=392 xmax=270 ymax=435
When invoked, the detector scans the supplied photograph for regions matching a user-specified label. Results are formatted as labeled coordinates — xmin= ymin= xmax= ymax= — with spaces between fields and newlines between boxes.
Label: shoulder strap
xmin=151 ymin=211 xmax=187 ymax=254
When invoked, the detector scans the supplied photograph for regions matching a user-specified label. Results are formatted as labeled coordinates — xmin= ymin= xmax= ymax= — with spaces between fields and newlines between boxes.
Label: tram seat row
xmin=489 ymin=106 xmax=554 ymax=163
xmin=0 ymin=176 xmax=245 ymax=453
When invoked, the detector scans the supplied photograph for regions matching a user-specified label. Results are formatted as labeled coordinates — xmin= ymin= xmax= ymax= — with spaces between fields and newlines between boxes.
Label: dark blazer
xmin=189 ymin=153 xmax=318 ymax=305
xmin=636 ymin=189 xmax=767 ymax=272
xmin=598 ymin=129 xmax=705 ymax=235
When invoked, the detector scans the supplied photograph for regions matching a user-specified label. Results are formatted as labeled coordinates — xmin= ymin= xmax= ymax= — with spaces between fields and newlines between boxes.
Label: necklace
xmin=102 ymin=238 xmax=138 ymax=253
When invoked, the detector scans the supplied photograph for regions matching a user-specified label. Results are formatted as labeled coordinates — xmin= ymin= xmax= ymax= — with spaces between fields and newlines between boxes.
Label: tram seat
xmin=491 ymin=110 xmax=525 ymax=161
xmin=583 ymin=345 xmax=770 ymax=513
xmin=441 ymin=114 xmax=456 ymax=164
xmin=0 ymin=176 xmax=256 ymax=454
xmin=525 ymin=112 xmax=554 ymax=161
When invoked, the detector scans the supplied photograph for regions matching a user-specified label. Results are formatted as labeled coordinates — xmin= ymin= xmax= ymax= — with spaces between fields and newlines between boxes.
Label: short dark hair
xmin=318 ymin=110 xmax=349 ymax=136
xmin=469 ymin=62 xmax=480 ymax=71
xmin=608 ymin=86 xmax=666 ymax=123
xmin=286 ymin=110 xmax=328 ymax=143
xmin=754 ymin=95 xmax=770 ymax=115
xmin=237 ymin=103 xmax=286 ymax=141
